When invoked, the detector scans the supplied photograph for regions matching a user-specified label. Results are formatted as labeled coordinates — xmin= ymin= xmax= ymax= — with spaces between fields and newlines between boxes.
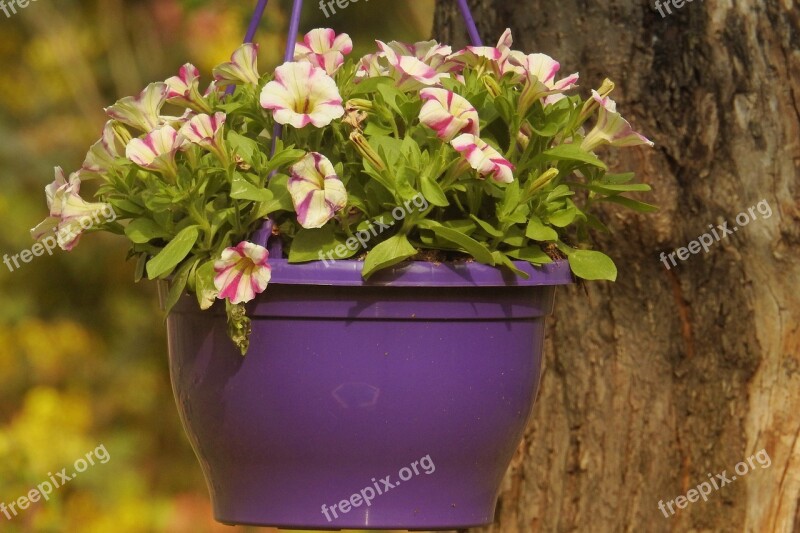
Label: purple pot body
xmin=164 ymin=259 xmax=572 ymax=530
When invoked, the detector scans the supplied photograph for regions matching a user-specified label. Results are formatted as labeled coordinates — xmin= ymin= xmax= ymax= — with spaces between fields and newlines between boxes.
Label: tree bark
xmin=433 ymin=1 xmax=800 ymax=531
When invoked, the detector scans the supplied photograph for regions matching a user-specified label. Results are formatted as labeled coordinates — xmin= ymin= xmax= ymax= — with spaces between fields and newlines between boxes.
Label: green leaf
xmin=289 ymin=226 xmax=357 ymax=263
xmin=526 ymin=217 xmax=559 ymax=241
xmin=227 ymin=131 xmax=260 ymax=165
xmin=109 ymin=198 xmax=144 ymax=215
xmin=361 ymin=234 xmax=417 ymax=279
xmin=125 ymin=218 xmax=169 ymax=244
xmin=470 ymin=215 xmax=504 ymax=238
xmin=146 ymin=226 xmax=200 ymax=280
xmin=350 ymin=76 xmax=395 ymax=96
xmin=563 ymin=248 xmax=617 ymax=281
xmin=264 ymin=144 xmax=305 ymax=174
xmin=548 ymin=206 xmax=579 ymax=227
xmin=506 ymin=245 xmax=553 ymax=265
xmin=163 ymin=258 xmax=198 ymax=316
xmin=543 ymin=144 xmax=608 ymax=169
xmin=377 ymin=84 xmax=406 ymax=116
xmin=599 ymin=195 xmax=659 ymax=213
xmin=602 ymin=172 xmax=636 ymax=184
xmin=195 ymin=260 xmax=218 ymax=310
xmin=133 ymin=253 xmax=148 ymax=283
xmin=491 ymin=251 xmax=530 ymax=279
xmin=416 ymin=220 xmax=494 ymax=265
xmin=420 ymin=175 xmax=449 ymax=207
xmin=231 ymin=173 xmax=273 ymax=202
xmin=569 ymin=182 xmax=652 ymax=194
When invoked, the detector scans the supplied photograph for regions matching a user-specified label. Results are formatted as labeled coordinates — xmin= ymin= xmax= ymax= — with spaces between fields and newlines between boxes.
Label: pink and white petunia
xmin=419 ymin=88 xmax=480 ymax=142
xmin=260 ymin=62 xmax=344 ymax=129
xmin=449 ymin=28 xmax=515 ymax=75
xmin=288 ymin=152 xmax=348 ymax=229
xmin=451 ymin=134 xmax=515 ymax=184
xmin=356 ymin=39 xmax=457 ymax=82
xmin=213 ymin=43 xmax=261 ymax=87
xmin=581 ymin=91 xmax=654 ymax=151
xmin=509 ymin=53 xmax=579 ymax=114
xmin=30 ymin=167 xmax=114 ymax=251
xmin=376 ymin=41 xmax=448 ymax=91
xmin=81 ymin=121 xmax=127 ymax=176
xmin=126 ymin=125 xmax=182 ymax=176
xmin=105 ymin=83 xmax=169 ymax=133
xmin=214 ymin=241 xmax=272 ymax=305
xmin=179 ymin=112 xmax=227 ymax=162
xmin=294 ymin=28 xmax=353 ymax=75
xmin=165 ymin=63 xmax=213 ymax=113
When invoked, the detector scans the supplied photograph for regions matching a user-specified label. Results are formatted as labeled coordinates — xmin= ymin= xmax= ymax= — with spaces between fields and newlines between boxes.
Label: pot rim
xmin=267 ymin=258 xmax=573 ymax=287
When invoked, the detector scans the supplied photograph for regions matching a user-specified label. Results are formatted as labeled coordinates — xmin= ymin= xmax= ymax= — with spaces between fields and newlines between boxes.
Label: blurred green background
xmin=0 ymin=0 xmax=434 ymax=531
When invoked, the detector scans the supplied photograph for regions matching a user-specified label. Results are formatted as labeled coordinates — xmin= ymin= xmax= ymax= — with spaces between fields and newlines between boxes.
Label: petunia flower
xmin=81 ymin=121 xmax=127 ymax=176
xmin=376 ymin=40 xmax=448 ymax=91
xmin=449 ymin=28 xmax=515 ymax=75
xmin=30 ymin=167 xmax=114 ymax=251
xmin=581 ymin=91 xmax=654 ymax=151
xmin=294 ymin=28 xmax=353 ymax=75
xmin=213 ymin=43 xmax=261 ymax=87
xmin=260 ymin=62 xmax=345 ymax=129
xmin=288 ymin=152 xmax=348 ymax=229
xmin=165 ymin=63 xmax=213 ymax=113
xmin=126 ymin=125 xmax=182 ymax=177
xmin=451 ymin=134 xmax=515 ymax=184
xmin=356 ymin=39 xmax=457 ymax=82
xmin=384 ymin=39 xmax=458 ymax=74
xmin=214 ymin=241 xmax=272 ymax=305
xmin=179 ymin=112 xmax=228 ymax=163
xmin=419 ymin=88 xmax=480 ymax=141
xmin=105 ymin=83 xmax=169 ymax=133
xmin=509 ymin=53 xmax=579 ymax=115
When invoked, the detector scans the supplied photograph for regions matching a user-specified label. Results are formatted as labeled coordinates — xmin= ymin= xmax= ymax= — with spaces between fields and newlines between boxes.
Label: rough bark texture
xmin=434 ymin=1 xmax=800 ymax=531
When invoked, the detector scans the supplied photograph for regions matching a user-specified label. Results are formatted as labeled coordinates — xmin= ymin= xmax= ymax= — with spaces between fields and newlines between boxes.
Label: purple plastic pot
xmin=163 ymin=258 xmax=572 ymax=530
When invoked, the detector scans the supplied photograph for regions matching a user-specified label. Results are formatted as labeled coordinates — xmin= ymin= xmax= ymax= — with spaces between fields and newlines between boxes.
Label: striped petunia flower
xmin=126 ymin=125 xmax=182 ymax=177
xmin=213 ymin=43 xmax=261 ymax=87
xmin=260 ymin=62 xmax=345 ymax=129
xmin=81 ymin=121 xmax=127 ymax=176
xmin=376 ymin=40 xmax=448 ymax=91
xmin=449 ymin=28 xmax=515 ymax=75
xmin=214 ymin=241 xmax=272 ymax=304
xmin=294 ymin=28 xmax=353 ymax=75
xmin=288 ymin=152 xmax=347 ymax=229
xmin=105 ymin=83 xmax=169 ymax=133
xmin=581 ymin=91 xmax=654 ymax=151
xmin=451 ymin=134 xmax=515 ymax=184
xmin=509 ymin=53 xmax=579 ymax=114
xmin=419 ymin=88 xmax=480 ymax=142
xmin=179 ymin=112 xmax=227 ymax=163
xmin=165 ymin=63 xmax=213 ymax=113
xmin=30 ymin=167 xmax=113 ymax=251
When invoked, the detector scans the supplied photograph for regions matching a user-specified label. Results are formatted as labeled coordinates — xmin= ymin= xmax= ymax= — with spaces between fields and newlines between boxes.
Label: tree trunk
xmin=433 ymin=1 xmax=800 ymax=531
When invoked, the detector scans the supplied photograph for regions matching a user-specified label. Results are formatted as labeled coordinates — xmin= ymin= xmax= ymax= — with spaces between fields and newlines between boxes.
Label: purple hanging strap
xmin=456 ymin=0 xmax=483 ymax=47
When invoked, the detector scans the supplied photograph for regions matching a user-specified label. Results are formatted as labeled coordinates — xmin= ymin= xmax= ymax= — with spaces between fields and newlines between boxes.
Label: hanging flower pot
xmin=29 ymin=0 xmax=655 ymax=528
xmin=164 ymin=257 xmax=571 ymax=529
